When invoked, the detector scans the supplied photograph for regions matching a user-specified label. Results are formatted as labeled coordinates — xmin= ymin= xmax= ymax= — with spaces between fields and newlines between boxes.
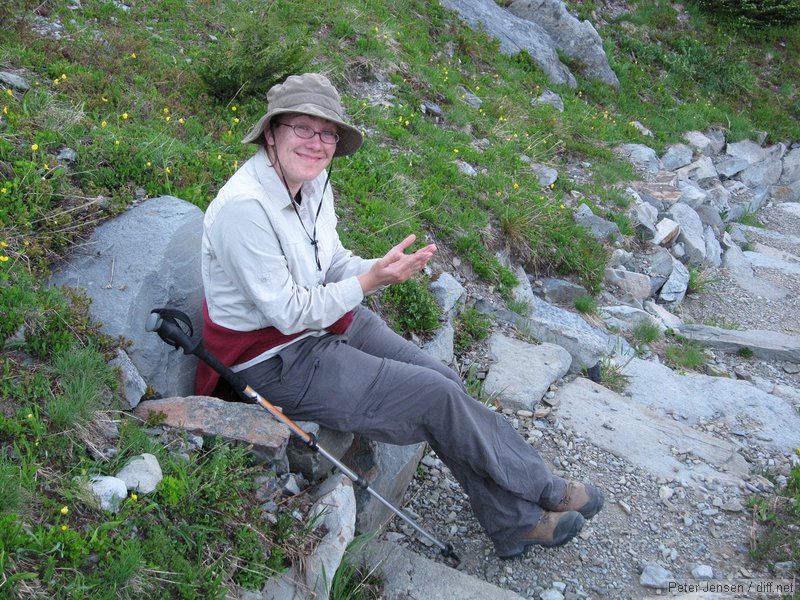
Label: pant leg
xmin=239 ymin=306 xmax=566 ymax=546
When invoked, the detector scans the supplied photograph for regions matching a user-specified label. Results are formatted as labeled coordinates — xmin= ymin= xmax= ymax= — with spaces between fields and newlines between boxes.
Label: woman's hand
xmin=358 ymin=234 xmax=437 ymax=294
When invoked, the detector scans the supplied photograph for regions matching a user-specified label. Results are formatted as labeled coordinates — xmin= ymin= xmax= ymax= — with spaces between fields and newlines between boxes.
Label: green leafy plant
xmin=197 ymin=5 xmax=313 ymax=102
xmin=381 ymin=278 xmax=441 ymax=335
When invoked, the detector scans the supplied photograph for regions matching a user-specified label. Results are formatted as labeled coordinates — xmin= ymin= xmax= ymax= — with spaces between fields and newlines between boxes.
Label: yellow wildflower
xmin=31 ymin=144 xmax=39 ymax=151
xmin=0 ymin=188 xmax=6 ymax=193
xmin=122 ymin=113 xmax=129 ymax=120
xmin=131 ymin=493 xmax=138 ymax=501
xmin=0 ymin=242 xmax=7 ymax=248
xmin=513 ymin=182 xmax=520 ymax=190
xmin=3 ymin=107 xmax=8 ymax=114
xmin=61 ymin=525 xmax=68 ymax=531
xmin=114 ymin=140 xmax=120 ymax=145
xmin=54 ymin=79 xmax=60 ymax=85
xmin=216 ymin=154 xmax=222 ymax=160
xmin=5 ymin=89 xmax=11 ymax=96
xmin=165 ymin=116 xmax=171 ymax=122
xmin=453 ymin=149 xmax=459 ymax=154
xmin=163 ymin=107 xmax=169 ymax=114
xmin=178 ymin=117 xmax=185 ymax=124
xmin=165 ymin=166 xmax=171 ymax=174
xmin=146 ymin=161 xmax=152 ymax=167
xmin=61 ymin=74 xmax=67 ymax=80
xmin=101 ymin=120 xmax=107 ymax=128
xmin=232 ymin=117 xmax=239 ymax=124
xmin=60 ymin=506 xmax=69 ymax=515
xmin=231 ymin=105 xmax=237 ymax=112
xmin=26 ymin=412 xmax=32 ymax=418
xmin=131 ymin=53 xmax=137 ymax=59
xmin=0 ymin=256 xmax=8 ymax=263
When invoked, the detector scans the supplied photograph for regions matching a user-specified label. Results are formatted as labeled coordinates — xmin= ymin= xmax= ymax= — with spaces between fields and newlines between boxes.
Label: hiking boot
xmin=545 ymin=480 xmax=604 ymax=519
xmin=496 ymin=511 xmax=585 ymax=559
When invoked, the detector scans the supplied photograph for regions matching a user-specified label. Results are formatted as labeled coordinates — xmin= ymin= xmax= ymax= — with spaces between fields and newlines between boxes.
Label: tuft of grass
xmin=737 ymin=210 xmax=764 ymax=228
xmin=574 ymin=294 xmax=598 ymax=314
xmin=47 ymin=342 xmax=117 ymax=430
xmin=455 ymin=307 xmax=493 ymax=354
xmin=596 ymin=356 xmax=630 ymax=394
xmin=329 ymin=536 xmax=384 ymax=600
xmin=632 ymin=320 xmax=661 ymax=346
xmin=686 ymin=267 xmax=721 ymax=295
xmin=664 ymin=340 xmax=707 ymax=371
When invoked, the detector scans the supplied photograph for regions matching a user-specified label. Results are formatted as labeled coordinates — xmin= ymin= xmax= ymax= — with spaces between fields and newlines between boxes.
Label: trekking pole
xmin=146 ymin=307 xmax=459 ymax=562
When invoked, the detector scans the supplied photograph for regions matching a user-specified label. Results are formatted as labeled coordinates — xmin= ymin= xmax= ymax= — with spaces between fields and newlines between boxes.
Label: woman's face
xmin=265 ymin=113 xmax=338 ymax=195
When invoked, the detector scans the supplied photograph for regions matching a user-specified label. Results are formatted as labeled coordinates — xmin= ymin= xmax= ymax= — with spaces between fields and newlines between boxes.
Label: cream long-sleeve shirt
xmin=201 ymin=147 xmax=377 ymax=369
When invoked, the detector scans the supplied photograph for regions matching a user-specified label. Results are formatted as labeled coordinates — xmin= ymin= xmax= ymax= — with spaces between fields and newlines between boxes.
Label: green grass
xmin=1 ymin=0 xmax=800 ymax=595
xmin=664 ymin=339 xmax=707 ymax=371
xmin=632 ymin=320 xmax=661 ymax=346
xmin=574 ymin=294 xmax=598 ymax=314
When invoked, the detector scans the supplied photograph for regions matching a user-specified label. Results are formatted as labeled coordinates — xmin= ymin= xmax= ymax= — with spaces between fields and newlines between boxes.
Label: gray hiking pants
xmin=240 ymin=305 xmax=566 ymax=554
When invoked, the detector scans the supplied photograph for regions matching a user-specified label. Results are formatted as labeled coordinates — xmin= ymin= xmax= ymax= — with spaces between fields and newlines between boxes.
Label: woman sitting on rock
xmin=195 ymin=72 xmax=603 ymax=558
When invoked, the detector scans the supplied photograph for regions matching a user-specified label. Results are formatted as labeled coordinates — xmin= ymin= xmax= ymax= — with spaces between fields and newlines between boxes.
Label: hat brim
xmin=241 ymin=107 xmax=363 ymax=157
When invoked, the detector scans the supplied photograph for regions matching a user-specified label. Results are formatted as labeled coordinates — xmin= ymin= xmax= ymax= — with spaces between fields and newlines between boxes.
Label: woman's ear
xmin=264 ymin=128 xmax=274 ymax=146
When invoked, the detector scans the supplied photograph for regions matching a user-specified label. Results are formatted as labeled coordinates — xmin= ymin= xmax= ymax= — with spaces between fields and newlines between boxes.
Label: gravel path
xmin=380 ymin=201 xmax=800 ymax=599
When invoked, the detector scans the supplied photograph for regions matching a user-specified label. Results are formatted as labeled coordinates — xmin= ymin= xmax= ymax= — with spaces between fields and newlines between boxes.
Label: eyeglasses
xmin=276 ymin=122 xmax=340 ymax=144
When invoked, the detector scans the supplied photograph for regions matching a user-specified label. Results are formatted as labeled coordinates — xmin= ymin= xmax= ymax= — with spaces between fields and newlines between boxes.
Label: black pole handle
xmin=146 ymin=309 xmax=248 ymax=396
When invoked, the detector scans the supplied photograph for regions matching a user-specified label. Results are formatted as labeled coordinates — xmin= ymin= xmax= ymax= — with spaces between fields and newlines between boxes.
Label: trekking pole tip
xmin=441 ymin=543 xmax=460 ymax=564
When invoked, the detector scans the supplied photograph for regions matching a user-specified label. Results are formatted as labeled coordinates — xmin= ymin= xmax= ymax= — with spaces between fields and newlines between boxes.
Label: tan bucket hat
xmin=241 ymin=73 xmax=363 ymax=157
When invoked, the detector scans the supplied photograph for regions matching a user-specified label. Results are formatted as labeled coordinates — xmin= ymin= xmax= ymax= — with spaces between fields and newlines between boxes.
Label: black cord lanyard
xmin=268 ymin=126 xmax=333 ymax=272
xmin=285 ymin=168 xmax=331 ymax=272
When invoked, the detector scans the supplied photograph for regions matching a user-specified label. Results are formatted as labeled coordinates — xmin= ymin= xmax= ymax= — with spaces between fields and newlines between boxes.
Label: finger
xmin=393 ymin=234 xmax=417 ymax=254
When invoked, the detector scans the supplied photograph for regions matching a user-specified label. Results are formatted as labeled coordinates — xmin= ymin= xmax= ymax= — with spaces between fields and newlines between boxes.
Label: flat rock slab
xmin=482 ymin=333 xmax=571 ymax=411
xmin=476 ymin=297 xmax=633 ymax=373
xmin=358 ymin=539 xmax=526 ymax=600
xmin=131 ymin=396 xmax=289 ymax=463
xmin=722 ymin=246 xmax=789 ymax=300
xmin=623 ymin=358 xmax=800 ymax=453
xmin=675 ymin=324 xmax=800 ymax=363
xmin=554 ymin=378 xmax=749 ymax=488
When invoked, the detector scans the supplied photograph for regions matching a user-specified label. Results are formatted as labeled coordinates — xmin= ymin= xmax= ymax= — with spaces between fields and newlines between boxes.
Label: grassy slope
xmin=1 ymin=0 xmax=799 ymax=597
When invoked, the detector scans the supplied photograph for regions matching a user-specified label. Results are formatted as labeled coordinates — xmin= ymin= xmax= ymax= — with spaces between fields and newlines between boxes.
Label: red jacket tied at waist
xmin=194 ymin=300 xmax=353 ymax=396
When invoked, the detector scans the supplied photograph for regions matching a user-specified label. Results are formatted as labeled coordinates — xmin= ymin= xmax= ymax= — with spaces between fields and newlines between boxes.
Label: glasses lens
xmin=320 ymin=131 xmax=340 ymax=144
xmin=292 ymin=124 xmax=315 ymax=139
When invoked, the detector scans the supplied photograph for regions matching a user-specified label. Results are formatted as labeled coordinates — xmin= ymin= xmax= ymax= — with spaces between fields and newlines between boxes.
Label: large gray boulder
xmin=439 ymin=0 xmax=577 ymax=87
xmin=50 ymin=196 xmax=204 ymax=398
xmin=508 ymin=0 xmax=619 ymax=88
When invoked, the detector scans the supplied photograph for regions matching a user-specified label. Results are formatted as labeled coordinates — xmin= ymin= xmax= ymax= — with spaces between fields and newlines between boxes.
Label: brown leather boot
xmin=545 ymin=481 xmax=604 ymax=519
xmin=496 ymin=511 xmax=584 ymax=559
